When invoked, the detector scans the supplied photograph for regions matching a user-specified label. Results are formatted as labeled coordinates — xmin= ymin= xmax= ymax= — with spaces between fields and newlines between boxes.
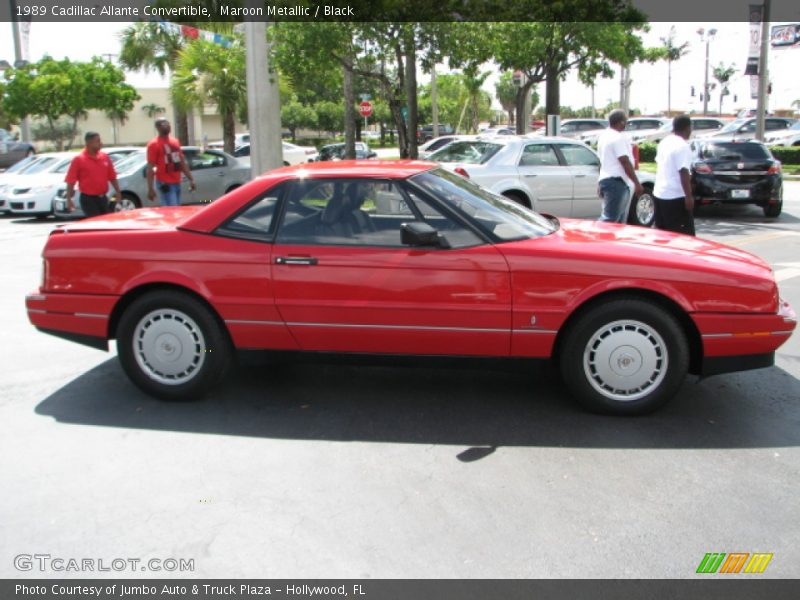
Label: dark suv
xmin=417 ymin=124 xmax=455 ymax=143
xmin=692 ymin=141 xmax=783 ymax=217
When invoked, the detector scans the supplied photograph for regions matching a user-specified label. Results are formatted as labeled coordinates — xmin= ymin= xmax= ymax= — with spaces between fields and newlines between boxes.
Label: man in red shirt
xmin=146 ymin=118 xmax=195 ymax=206
xmin=65 ymin=132 xmax=121 ymax=217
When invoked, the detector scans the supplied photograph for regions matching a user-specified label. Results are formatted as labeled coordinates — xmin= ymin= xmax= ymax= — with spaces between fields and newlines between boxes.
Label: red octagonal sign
xmin=359 ymin=101 xmax=373 ymax=117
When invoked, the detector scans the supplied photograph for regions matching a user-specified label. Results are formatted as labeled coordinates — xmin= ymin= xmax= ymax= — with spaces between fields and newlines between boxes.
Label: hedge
xmin=637 ymin=142 xmax=800 ymax=165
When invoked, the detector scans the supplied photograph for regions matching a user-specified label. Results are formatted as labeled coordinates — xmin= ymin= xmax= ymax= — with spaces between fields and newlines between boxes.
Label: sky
xmin=1 ymin=21 xmax=799 ymax=117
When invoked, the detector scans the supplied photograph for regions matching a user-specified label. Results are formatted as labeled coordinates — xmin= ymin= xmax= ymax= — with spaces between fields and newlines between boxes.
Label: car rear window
xmin=428 ymin=141 xmax=502 ymax=164
xmin=697 ymin=142 xmax=771 ymax=160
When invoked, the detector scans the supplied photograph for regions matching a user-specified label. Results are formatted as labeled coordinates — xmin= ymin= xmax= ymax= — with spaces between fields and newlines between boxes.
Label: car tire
xmin=628 ymin=185 xmax=655 ymax=227
xmin=559 ymin=298 xmax=689 ymax=415
xmin=501 ymin=190 xmax=531 ymax=209
xmin=117 ymin=290 xmax=233 ymax=401
xmin=763 ymin=202 xmax=782 ymax=218
xmin=115 ymin=193 xmax=140 ymax=212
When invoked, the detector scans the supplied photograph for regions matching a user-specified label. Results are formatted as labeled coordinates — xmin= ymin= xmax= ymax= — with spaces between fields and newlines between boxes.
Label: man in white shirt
xmin=654 ymin=115 xmax=695 ymax=236
xmin=596 ymin=109 xmax=644 ymax=223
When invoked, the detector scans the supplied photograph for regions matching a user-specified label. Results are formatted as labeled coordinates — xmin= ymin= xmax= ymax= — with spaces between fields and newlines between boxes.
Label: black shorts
xmin=79 ymin=193 xmax=110 ymax=218
xmin=654 ymin=196 xmax=695 ymax=236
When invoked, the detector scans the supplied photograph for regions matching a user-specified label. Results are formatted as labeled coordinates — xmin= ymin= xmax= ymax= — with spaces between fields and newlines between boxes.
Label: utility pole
xmin=698 ymin=27 xmax=717 ymax=116
xmin=9 ymin=0 xmax=31 ymax=143
xmin=755 ymin=0 xmax=771 ymax=141
xmin=244 ymin=19 xmax=283 ymax=177
xmin=431 ymin=66 xmax=439 ymax=139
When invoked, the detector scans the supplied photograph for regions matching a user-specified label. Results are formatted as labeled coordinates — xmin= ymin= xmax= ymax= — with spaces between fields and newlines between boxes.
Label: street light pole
xmin=9 ymin=0 xmax=31 ymax=143
xmin=755 ymin=0 xmax=771 ymax=141
xmin=700 ymin=28 xmax=717 ymax=116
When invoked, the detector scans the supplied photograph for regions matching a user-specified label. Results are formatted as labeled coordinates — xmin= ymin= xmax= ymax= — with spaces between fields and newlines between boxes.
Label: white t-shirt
xmin=654 ymin=134 xmax=693 ymax=199
xmin=597 ymin=127 xmax=634 ymax=183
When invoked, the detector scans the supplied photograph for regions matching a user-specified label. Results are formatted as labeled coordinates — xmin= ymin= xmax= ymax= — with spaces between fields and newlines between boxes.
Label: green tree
xmin=712 ymin=63 xmax=737 ymax=115
xmin=461 ymin=65 xmax=491 ymax=133
xmin=281 ymin=99 xmax=317 ymax=142
xmin=313 ymin=100 xmax=344 ymax=137
xmin=495 ymin=72 xmax=518 ymax=126
xmin=172 ymin=39 xmax=246 ymax=154
xmin=2 ymin=56 xmax=138 ymax=150
xmin=660 ymin=26 xmax=690 ymax=115
xmin=141 ymin=103 xmax=166 ymax=119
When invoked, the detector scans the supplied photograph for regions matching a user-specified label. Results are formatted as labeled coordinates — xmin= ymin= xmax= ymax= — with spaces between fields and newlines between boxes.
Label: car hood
xmin=503 ymin=218 xmax=774 ymax=285
xmin=56 ymin=206 xmax=204 ymax=232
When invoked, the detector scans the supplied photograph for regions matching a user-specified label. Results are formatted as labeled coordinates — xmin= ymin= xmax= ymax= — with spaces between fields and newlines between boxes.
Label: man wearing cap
xmin=146 ymin=118 xmax=195 ymax=206
xmin=65 ymin=132 xmax=121 ymax=217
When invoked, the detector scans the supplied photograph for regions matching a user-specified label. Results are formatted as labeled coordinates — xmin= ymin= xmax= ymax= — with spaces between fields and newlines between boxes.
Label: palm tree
xmin=118 ymin=23 xmax=190 ymax=143
xmin=712 ymin=63 xmax=736 ymax=116
xmin=141 ymin=103 xmax=166 ymax=119
xmin=461 ymin=65 xmax=490 ymax=133
xmin=105 ymin=108 xmax=129 ymax=145
xmin=660 ymin=26 xmax=690 ymax=115
xmin=172 ymin=39 xmax=246 ymax=154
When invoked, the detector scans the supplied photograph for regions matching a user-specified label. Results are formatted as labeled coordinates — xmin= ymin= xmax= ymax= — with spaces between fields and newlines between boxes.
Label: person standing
xmin=596 ymin=109 xmax=644 ymax=223
xmin=146 ymin=118 xmax=195 ymax=206
xmin=653 ymin=115 xmax=695 ymax=236
xmin=65 ymin=132 xmax=121 ymax=217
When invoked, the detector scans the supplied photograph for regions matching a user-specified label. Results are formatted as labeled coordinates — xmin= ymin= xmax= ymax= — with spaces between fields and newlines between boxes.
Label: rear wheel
xmin=628 ymin=184 xmax=655 ymax=227
xmin=559 ymin=298 xmax=689 ymax=415
xmin=117 ymin=291 xmax=233 ymax=401
xmin=763 ymin=201 xmax=782 ymax=218
xmin=115 ymin=192 xmax=140 ymax=212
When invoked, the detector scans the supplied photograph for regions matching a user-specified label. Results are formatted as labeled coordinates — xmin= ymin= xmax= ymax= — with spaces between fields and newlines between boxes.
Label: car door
xmin=516 ymin=142 xmax=573 ymax=216
xmin=186 ymin=150 xmax=228 ymax=202
xmin=555 ymin=142 xmax=601 ymax=218
xmin=270 ymin=178 xmax=512 ymax=356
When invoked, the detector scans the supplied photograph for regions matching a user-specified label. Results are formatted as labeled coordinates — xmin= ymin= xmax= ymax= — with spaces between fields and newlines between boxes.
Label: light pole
xmin=698 ymin=27 xmax=717 ymax=116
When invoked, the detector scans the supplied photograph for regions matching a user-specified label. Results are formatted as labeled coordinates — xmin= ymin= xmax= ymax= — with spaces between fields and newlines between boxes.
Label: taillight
xmin=454 ymin=167 xmax=470 ymax=178
xmin=41 ymin=259 xmax=49 ymax=291
xmin=694 ymin=162 xmax=712 ymax=174
xmin=304 ymin=149 xmax=316 ymax=155
xmin=632 ymin=144 xmax=640 ymax=170
xmin=768 ymin=162 xmax=781 ymax=174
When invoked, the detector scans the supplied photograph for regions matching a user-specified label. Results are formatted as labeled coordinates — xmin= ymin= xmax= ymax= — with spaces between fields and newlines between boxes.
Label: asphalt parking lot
xmin=1 ymin=183 xmax=799 ymax=579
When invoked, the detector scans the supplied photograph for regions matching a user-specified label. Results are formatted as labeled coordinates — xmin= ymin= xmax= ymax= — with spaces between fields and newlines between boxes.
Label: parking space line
xmin=721 ymin=231 xmax=799 ymax=247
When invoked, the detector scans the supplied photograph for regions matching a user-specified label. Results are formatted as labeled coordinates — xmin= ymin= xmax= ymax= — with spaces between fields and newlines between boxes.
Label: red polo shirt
xmin=64 ymin=149 xmax=117 ymax=195
xmin=146 ymin=135 xmax=184 ymax=184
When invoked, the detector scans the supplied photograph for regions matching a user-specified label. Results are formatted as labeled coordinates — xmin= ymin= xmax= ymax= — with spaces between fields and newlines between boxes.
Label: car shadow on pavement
xmin=695 ymin=204 xmax=800 ymax=235
xmin=34 ymin=354 xmax=800 ymax=451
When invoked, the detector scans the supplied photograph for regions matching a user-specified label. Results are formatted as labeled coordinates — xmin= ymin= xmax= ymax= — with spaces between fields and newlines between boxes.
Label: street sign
xmin=359 ymin=101 xmax=373 ymax=117
xmin=401 ymin=106 xmax=408 ymax=121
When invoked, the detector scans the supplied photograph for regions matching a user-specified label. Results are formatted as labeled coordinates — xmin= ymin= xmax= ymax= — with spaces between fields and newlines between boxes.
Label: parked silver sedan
xmin=53 ymin=147 xmax=251 ymax=218
xmin=428 ymin=136 xmax=656 ymax=227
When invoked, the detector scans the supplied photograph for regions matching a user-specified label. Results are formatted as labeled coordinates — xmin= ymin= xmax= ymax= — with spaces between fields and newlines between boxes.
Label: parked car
xmin=208 ymin=133 xmax=250 ymax=149
xmin=7 ymin=148 xmax=165 ymax=219
xmin=53 ymin=147 xmax=250 ymax=218
xmin=554 ymin=119 xmax=608 ymax=140
xmin=314 ymin=142 xmax=377 ymax=161
xmin=427 ymin=136 xmax=656 ymax=227
xmin=419 ymin=135 xmax=476 ymax=159
xmin=691 ymin=140 xmax=783 ymax=217
xmin=623 ymin=117 xmax=672 ymax=143
xmin=233 ymin=142 xmax=319 ymax=164
xmin=0 ymin=128 xmax=36 ymax=169
xmin=479 ymin=127 xmax=516 ymax=137
xmin=0 ymin=154 xmax=46 ymax=212
xmin=689 ymin=117 xmax=729 ymax=138
xmin=763 ymin=120 xmax=800 ymax=147
xmin=26 ymin=161 xmax=796 ymax=415
xmin=699 ymin=117 xmax=796 ymax=142
xmin=418 ymin=123 xmax=455 ymax=142
xmin=2 ymin=152 xmax=78 ymax=218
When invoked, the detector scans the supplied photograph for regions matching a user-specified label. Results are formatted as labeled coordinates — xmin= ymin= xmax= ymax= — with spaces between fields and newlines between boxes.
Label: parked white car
xmin=764 ymin=120 xmax=800 ymax=147
xmin=427 ymin=136 xmax=656 ymax=227
xmin=419 ymin=134 xmax=476 ymax=159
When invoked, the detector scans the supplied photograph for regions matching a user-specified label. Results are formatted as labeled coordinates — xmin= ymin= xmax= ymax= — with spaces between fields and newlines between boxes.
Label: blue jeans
xmin=158 ymin=182 xmax=182 ymax=206
xmin=598 ymin=177 xmax=631 ymax=223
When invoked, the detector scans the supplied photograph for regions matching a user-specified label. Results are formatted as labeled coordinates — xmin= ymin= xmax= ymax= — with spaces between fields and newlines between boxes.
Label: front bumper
xmin=8 ymin=193 xmax=53 ymax=215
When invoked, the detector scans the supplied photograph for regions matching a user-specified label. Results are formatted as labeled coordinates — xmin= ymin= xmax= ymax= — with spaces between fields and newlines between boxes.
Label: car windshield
xmin=718 ymin=119 xmax=746 ymax=134
xmin=5 ymin=155 xmax=40 ymax=174
xmin=18 ymin=156 xmax=61 ymax=174
xmin=410 ymin=168 xmax=557 ymax=242
xmin=789 ymin=121 xmax=800 ymax=131
xmin=697 ymin=142 xmax=771 ymax=160
xmin=428 ymin=141 xmax=502 ymax=164
xmin=115 ymin=152 xmax=147 ymax=174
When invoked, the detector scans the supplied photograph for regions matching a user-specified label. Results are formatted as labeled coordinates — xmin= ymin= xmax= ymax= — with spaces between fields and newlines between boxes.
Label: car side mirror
xmin=401 ymin=221 xmax=449 ymax=248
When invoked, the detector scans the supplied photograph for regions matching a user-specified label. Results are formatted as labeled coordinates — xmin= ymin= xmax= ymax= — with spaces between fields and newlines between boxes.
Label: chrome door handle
xmin=524 ymin=174 xmax=538 ymax=178
xmin=275 ymin=256 xmax=318 ymax=266
xmin=574 ymin=174 xmax=587 ymax=178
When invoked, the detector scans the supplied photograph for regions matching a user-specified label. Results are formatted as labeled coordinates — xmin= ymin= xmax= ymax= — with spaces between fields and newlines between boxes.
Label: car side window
xmin=215 ymin=185 xmax=284 ymax=242
xmin=740 ymin=121 xmax=756 ymax=133
xmin=519 ymin=144 xmax=560 ymax=167
xmin=765 ymin=120 xmax=788 ymax=131
xmin=558 ymin=144 xmax=600 ymax=167
xmin=276 ymin=179 xmax=481 ymax=248
xmin=189 ymin=151 xmax=226 ymax=170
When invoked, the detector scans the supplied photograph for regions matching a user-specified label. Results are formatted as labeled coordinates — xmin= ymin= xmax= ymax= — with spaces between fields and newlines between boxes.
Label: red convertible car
xmin=27 ymin=161 xmax=795 ymax=415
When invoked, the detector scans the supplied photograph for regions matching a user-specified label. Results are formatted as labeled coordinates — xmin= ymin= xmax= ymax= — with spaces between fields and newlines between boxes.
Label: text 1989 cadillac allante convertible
xmin=27 ymin=161 xmax=796 ymax=414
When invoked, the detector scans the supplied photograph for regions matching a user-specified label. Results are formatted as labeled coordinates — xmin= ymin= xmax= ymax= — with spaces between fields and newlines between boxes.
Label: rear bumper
xmin=26 ymin=291 xmax=117 ymax=351
xmin=693 ymin=174 xmax=782 ymax=205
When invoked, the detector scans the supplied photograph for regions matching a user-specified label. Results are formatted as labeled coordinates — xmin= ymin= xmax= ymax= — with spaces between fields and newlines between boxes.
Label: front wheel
xmin=117 ymin=291 xmax=233 ymax=400
xmin=114 ymin=193 xmax=140 ymax=212
xmin=628 ymin=185 xmax=655 ymax=227
xmin=559 ymin=298 xmax=689 ymax=415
